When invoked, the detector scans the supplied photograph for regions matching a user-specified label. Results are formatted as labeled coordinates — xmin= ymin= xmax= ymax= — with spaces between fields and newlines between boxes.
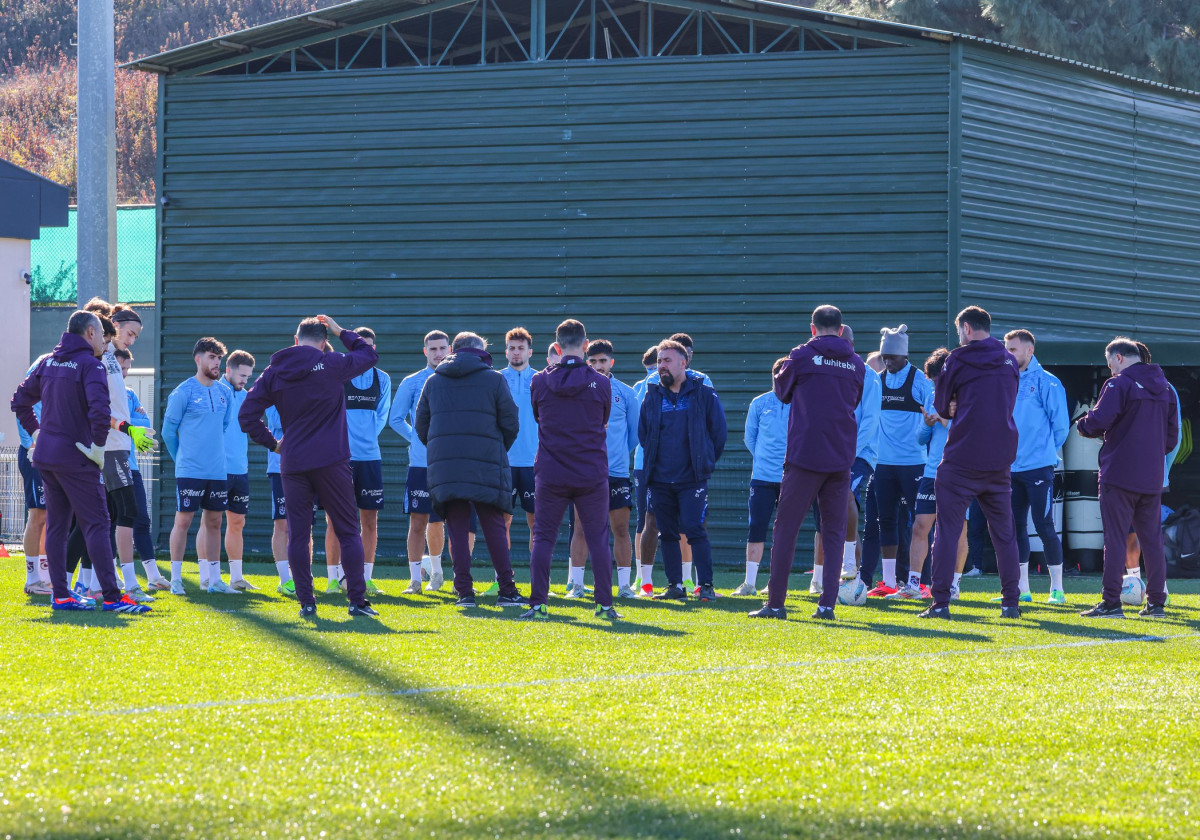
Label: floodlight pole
xmin=77 ymin=0 xmax=119 ymax=305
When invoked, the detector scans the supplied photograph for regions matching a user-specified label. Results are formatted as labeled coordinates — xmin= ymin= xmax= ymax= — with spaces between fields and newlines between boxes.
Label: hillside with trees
xmin=2 ymin=0 xmax=1199 ymax=202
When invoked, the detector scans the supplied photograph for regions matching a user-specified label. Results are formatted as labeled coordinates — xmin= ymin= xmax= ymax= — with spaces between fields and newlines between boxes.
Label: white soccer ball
xmin=1120 ymin=575 xmax=1146 ymax=606
xmin=837 ymin=579 xmax=868 ymax=607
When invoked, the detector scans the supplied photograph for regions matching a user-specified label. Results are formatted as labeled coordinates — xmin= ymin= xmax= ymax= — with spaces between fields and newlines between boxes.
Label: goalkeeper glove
xmin=76 ymin=442 xmax=105 ymax=468
xmin=129 ymin=425 xmax=158 ymax=453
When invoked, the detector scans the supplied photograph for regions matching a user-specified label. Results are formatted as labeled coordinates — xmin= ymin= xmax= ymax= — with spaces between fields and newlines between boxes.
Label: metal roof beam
xmin=443 ymin=0 xmax=641 ymax=61
xmin=165 ymin=0 xmax=477 ymax=76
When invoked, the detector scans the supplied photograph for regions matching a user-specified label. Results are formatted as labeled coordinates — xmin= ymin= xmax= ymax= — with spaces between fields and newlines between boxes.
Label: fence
xmin=28 ymin=206 xmax=157 ymax=305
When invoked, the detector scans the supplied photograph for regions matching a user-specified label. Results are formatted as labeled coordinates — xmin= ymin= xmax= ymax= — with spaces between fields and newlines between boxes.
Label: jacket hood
xmin=269 ymin=344 xmax=327 ymax=381
xmin=51 ymin=332 xmax=97 ymax=361
xmin=1122 ymin=362 xmax=1170 ymax=395
xmin=542 ymin=356 xmax=597 ymax=396
xmin=436 ymin=347 xmax=494 ymax=378
xmin=1021 ymin=355 xmax=1044 ymax=376
xmin=956 ymin=337 xmax=1015 ymax=371
xmin=808 ymin=334 xmax=854 ymax=359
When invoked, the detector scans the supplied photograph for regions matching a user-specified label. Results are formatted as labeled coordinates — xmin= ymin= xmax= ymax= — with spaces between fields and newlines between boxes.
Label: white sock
xmin=682 ymin=561 xmax=693 ymax=585
xmin=408 ymin=561 xmax=422 ymax=581
xmin=570 ymin=566 xmax=586 ymax=588
xmin=327 ymin=564 xmax=339 ymax=581
xmin=275 ymin=560 xmax=292 ymax=583
xmin=142 ymin=558 xmax=161 ymax=581
xmin=744 ymin=560 xmax=760 ymax=585
xmin=122 ymin=562 xmax=136 ymax=590
xmin=429 ymin=554 xmax=443 ymax=574
xmin=1048 ymin=564 xmax=1063 ymax=591
xmin=617 ymin=566 xmax=631 ymax=589
xmin=25 ymin=557 xmax=38 ymax=584
xmin=908 ymin=570 xmax=921 ymax=589
xmin=421 ymin=555 xmax=433 ymax=576
xmin=842 ymin=541 xmax=857 ymax=574
xmin=953 ymin=571 xmax=963 ymax=587
xmin=207 ymin=560 xmax=222 ymax=586
xmin=170 ymin=560 xmax=183 ymax=583
xmin=230 ymin=559 xmax=243 ymax=581
xmin=38 ymin=556 xmax=51 ymax=584
xmin=639 ymin=564 xmax=653 ymax=588
xmin=198 ymin=558 xmax=210 ymax=588
xmin=882 ymin=558 xmax=897 ymax=588
xmin=812 ymin=563 xmax=823 ymax=585
xmin=1018 ymin=562 xmax=1030 ymax=594
xmin=365 ymin=562 xmax=374 ymax=581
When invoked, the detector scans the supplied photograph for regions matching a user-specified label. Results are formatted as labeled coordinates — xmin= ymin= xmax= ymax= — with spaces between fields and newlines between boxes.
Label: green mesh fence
xmin=28 ymin=206 xmax=156 ymax=304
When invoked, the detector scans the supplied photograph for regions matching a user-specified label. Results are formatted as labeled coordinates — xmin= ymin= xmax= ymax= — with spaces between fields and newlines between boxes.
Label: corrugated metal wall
xmin=156 ymin=48 xmax=952 ymax=563
xmin=957 ymin=47 xmax=1200 ymax=363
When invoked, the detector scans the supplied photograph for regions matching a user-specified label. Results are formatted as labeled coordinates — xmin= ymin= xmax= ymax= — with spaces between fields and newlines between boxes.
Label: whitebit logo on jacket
xmin=812 ymin=355 xmax=856 ymax=371
xmin=589 ymin=381 xmax=598 ymax=389
xmin=312 ymin=362 xmax=326 ymax=372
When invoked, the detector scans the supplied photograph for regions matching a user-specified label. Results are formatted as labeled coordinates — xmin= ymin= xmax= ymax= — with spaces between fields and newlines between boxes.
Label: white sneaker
xmin=24 ymin=581 xmax=54 ymax=596
xmin=885 ymin=583 xmax=924 ymax=600
xmin=402 ymin=579 xmax=422 ymax=595
xmin=147 ymin=576 xmax=172 ymax=591
xmin=950 ymin=586 xmax=961 ymax=601
xmin=125 ymin=585 xmax=156 ymax=603
xmin=563 ymin=582 xmax=585 ymax=599
xmin=207 ymin=580 xmax=241 ymax=595
xmin=808 ymin=577 xmax=823 ymax=595
xmin=230 ymin=578 xmax=260 ymax=591
xmin=962 ymin=567 xmax=983 ymax=578
xmin=169 ymin=579 xmax=186 ymax=595
xmin=729 ymin=581 xmax=757 ymax=597
xmin=425 ymin=570 xmax=444 ymax=592
xmin=617 ymin=584 xmax=639 ymax=599
xmin=841 ymin=565 xmax=858 ymax=581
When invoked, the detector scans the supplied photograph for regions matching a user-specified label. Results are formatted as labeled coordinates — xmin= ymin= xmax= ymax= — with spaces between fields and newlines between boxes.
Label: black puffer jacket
xmin=415 ymin=347 xmax=520 ymax=515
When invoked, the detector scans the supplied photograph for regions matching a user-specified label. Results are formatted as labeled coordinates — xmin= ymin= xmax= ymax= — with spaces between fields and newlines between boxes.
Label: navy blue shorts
xmin=177 ymin=477 xmax=227 ymax=513
xmin=609 ymin=476 xmax=634 ymax=511
xmin=634 ymin=468 xmax=649 ymax=532
xmin=18 ymin=446 xmax=45 ymax=510
xmin=914 ymin=476 xmax=937 ymax=516
xmin=226 ymin=473 xmax=251 ymax=515
xmin=404 ymin=467 xmax=442 ymax=523
xmin=270 ymin=473 xmax=321 ymax=521
xmin=747 ymin=479 xmax=782 ymax=543
xmin=511 ymin=466 xmax=536 ymax=514
xmin=352 ymin=460 xmax=385 ymax=510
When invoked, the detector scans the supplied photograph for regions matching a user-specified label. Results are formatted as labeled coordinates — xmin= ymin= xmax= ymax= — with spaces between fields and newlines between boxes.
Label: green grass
xmin=1 ymin=557 xmax=1197 ymax=839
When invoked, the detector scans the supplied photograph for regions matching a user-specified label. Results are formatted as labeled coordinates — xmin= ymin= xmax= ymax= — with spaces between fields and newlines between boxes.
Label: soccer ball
xmin=1120 ymin=575 xmax=1146 ymax=606
xmin=837 ymin=579 xmax=868 ymax=607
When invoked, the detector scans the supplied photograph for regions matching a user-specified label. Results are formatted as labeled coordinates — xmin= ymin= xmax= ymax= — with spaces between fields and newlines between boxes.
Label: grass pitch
xmin=1 ymin=558 xmax=1197 ymax=839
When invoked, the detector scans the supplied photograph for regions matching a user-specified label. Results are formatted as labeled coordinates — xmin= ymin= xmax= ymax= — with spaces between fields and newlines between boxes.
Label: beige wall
xmin=1 ymin=238 xmax=33 ymax=446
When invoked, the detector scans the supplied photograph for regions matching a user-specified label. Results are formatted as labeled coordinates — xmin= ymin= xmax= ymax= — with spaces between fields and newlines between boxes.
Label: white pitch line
xmin=3 ymin=631 xmax=1196 ymax=723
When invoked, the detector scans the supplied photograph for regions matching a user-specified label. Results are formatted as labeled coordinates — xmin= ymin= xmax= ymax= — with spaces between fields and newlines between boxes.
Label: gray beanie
xmin=880 ymin=324 xmax=909 ymax=356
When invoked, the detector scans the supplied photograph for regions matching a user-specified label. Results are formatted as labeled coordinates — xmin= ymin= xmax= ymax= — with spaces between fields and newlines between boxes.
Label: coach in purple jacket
xmin=1076 ymin=338 xmax=1178 ymax=617
xmin=11 ymin=311 xmax=128 ymax=608
xmin=924 ymin=306 xmax=1021 ymax=618
xmin=522 ymin=319 xmax=616 ymax=620
xmin=753 ymin=305 xmax=864 ymax=620
xmin=240 ymin=315 xmax=379 ymax=617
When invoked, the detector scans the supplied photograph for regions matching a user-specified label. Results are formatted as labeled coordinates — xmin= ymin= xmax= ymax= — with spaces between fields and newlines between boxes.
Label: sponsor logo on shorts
xmin=360 ymin=487 xmax=383 ymax=498
xmin=409 ymin=489 xmax=430 ymax=499
xmin=232 ymin=494 xmax=250 ymax=505
xmin=179 ymin=488 xmax=206 ymax=498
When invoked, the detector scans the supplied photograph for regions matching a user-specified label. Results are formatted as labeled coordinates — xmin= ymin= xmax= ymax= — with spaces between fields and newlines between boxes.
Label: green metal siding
xmin=957 ymin=47 xmax=1200 ymax=364
xmin=156 ymin=49 xmax=951 ymax=561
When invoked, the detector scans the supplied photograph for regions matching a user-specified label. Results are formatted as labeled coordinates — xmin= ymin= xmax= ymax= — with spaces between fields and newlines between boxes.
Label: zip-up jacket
xmin=638 ymin=374 xmax=726 ymax=485
xmin=934 ymin=337 xmax=1019 ymax=472
xmin=501 ymin=366 xmax=539 ymax=468
xmin=1011 ymin=356 xmax=1069 ymax=472
xmin=745 ymin=391 xmax=789 ymax=483
xmin=531 ymin=356 xmax=611 ymax=485
xmin=606 ymin=375 xmax=640 ymax=478
xmin=346 ymin=367 xmax=392 ymax=462
xmin=163 ymin=376 xmax=233 ymax=480
xmin=856 ymin=367 xmax=883 ymax=468
xmin=221 ymin=380 xmax=250 ymax=475
xmin=774 ymin=334 xmax=864 ymax=473
xmin=389 ymin=366 xmax=435 ymax=468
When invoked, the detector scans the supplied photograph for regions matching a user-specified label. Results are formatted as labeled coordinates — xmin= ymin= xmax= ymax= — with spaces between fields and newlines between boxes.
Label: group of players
xmin=10 ymin=299 xmax=1181 ymax=621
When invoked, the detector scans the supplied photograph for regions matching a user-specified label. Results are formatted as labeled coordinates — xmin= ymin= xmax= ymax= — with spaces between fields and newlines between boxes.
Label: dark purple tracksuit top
xmin=12 ymin=332 xmax=110 ymax=469
xmin=530 ymin=356 xmax=611 ymax=486
xmin=1077 ymin=362 xmax=1178 ymax=494
xmin=239 ymin=329 xmax=379 ymax=472
xmin=774 ymin=334 xmax=865 ymax=473
xmin=934 ymin=336 xmax=1019 ymax=471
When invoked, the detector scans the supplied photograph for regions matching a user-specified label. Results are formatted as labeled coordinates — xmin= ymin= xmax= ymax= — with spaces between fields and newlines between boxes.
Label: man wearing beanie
xmin=921 ymin=306 xmax=1022 ymax=619
xmin=1076 ymin=338 xmax=1178 ymax=619
xmin=866 ymin=324 xmax=931 ymax=597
